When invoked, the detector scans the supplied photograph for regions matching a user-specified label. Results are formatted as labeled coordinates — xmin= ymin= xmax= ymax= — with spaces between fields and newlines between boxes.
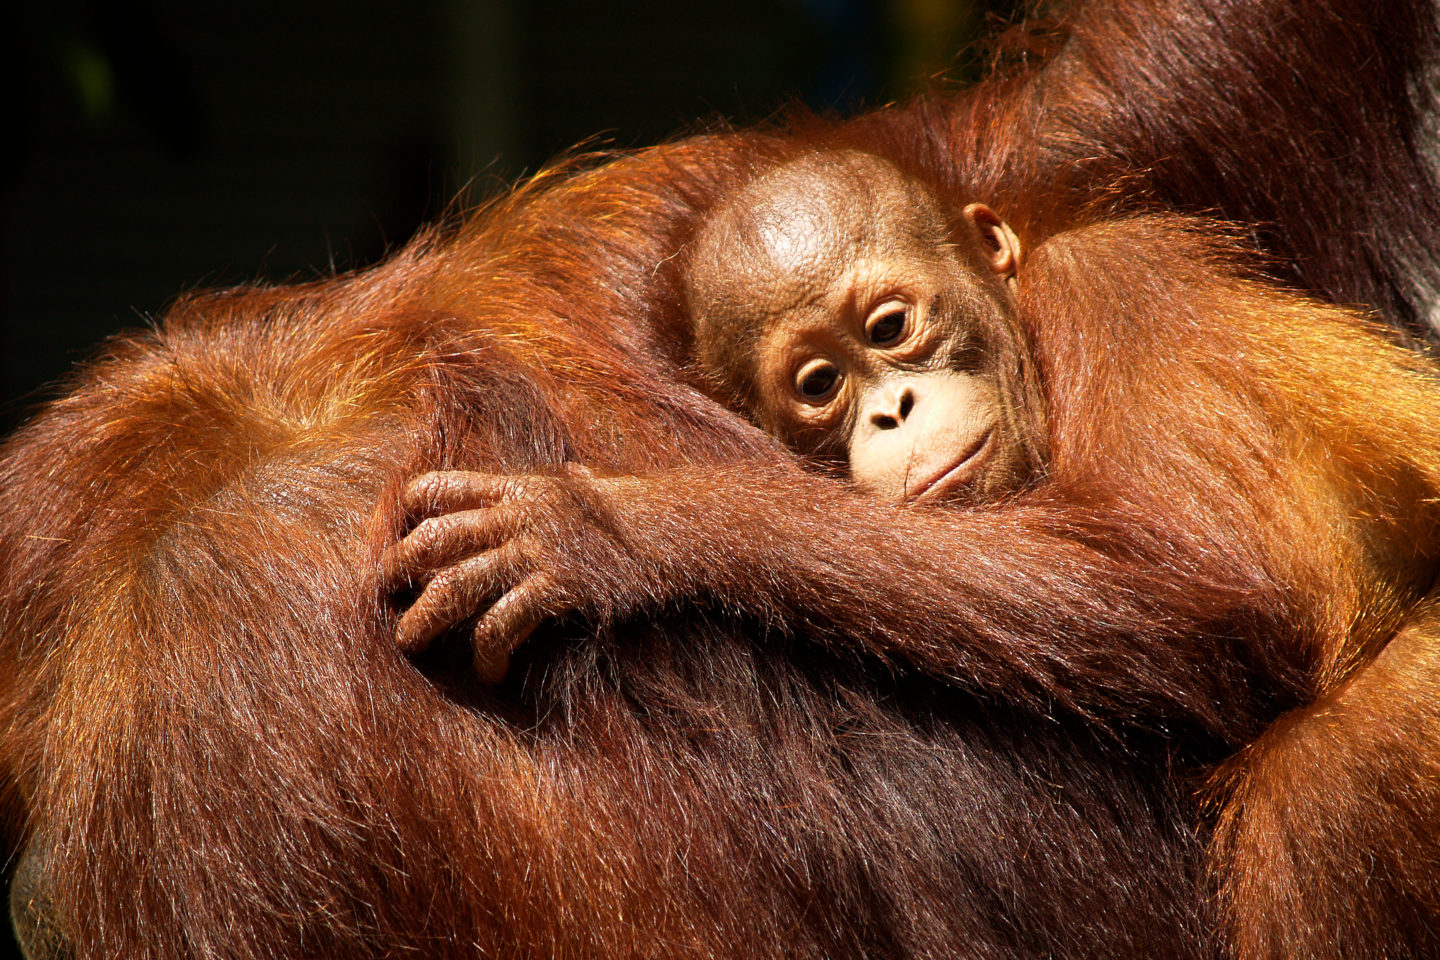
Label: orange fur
xmin=5 ymin=0 xmax=1440 ymax=956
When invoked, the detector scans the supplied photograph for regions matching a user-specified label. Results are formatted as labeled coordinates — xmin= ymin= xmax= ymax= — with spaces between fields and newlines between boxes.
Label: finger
xmin=400 ymin=471 xmax=515 ymax=524
xmin=471 ymin=575 xmax=552 ymax=669
xmin=380 ymin=504 xmax=522 ymax=593
xmin=394 ymin=552 xmax=505 ymax=655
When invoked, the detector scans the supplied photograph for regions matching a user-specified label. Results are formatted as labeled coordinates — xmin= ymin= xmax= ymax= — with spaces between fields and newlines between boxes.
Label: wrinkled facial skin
xmin=688 ymin=151 xmax=1032 ymax=505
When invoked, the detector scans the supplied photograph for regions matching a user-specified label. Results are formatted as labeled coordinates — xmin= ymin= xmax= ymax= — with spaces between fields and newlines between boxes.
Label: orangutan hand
xmin=381 ymin=466 xmax=634 ymax=683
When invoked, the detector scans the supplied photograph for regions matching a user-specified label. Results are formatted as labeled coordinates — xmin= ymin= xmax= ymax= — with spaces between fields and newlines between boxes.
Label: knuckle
xmin=404 ymin=472 xmax=450 ymax=514
xmin=490 ymin=540 xmax=526 ymax=575
xmin=533 ymin=572 xmax=572 ymax=610
xmin=499 ymin=474 xmax=531 ymax=498
xmin=407 ymin=515 xmax=449 ymax=554
xmin=425 ymin=562 xmax=476 ymax=605
xmin=535 ymin=475 xmax=566 ymax=503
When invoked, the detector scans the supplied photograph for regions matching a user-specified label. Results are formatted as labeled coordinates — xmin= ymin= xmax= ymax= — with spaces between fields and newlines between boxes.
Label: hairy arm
xmin=382 ymin=457 xmax=1292 ymax=738
xmin=383 ymin=219 xmax=1365 ymax=739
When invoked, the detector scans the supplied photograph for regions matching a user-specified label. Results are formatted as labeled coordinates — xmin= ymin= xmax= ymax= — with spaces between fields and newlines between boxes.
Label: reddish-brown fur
xmin=0 ymin=146 xmax=1219 ymax=959
xmin=3 ymin=1 xmax=1440 ymax=957
xmin=408 ymin=213 xmax=1440 ymax=959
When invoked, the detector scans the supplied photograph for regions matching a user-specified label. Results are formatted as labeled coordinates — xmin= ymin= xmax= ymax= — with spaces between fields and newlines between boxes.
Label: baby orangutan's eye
xmin=866 ymin=303 xmax=908 ymax=347
xmin=795 ymin=360 xmax=841 ymax=402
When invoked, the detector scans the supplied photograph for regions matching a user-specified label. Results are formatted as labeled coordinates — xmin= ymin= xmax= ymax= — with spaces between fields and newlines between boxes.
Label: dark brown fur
xmin=3 ymin=1 xmax=1440 ymax=957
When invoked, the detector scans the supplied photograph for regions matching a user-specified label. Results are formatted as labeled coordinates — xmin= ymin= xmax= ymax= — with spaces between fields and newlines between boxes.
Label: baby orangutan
xmin=683 ymin=150 xmax=1042 ymax=505
xmin=383 ymin=148 xmax=1440 ymax=957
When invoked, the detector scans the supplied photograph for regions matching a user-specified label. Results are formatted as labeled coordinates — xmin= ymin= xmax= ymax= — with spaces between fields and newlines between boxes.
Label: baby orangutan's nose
xmin=868 ymin=385 xmax=917 ymax=430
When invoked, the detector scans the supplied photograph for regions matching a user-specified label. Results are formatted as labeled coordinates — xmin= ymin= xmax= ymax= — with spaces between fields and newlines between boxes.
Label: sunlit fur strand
xmin=909 ymin=0 xmax=1440 ymax=335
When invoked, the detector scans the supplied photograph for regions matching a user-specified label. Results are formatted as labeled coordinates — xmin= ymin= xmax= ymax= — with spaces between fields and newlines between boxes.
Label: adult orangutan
xmin=385 ymin=148 xmax=1440 ymax=960
xmin=1 ymin=144 xmax=1223 ymax=960
xmin=5 ymin=1 xmax=1440 ymax=958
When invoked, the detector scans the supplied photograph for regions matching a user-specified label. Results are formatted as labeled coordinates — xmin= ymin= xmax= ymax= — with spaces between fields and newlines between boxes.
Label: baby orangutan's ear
xmin=963 ymin=203 xmax=1022 ymax=280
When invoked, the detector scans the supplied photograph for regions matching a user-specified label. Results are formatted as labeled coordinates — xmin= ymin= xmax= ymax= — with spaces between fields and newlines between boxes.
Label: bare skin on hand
xmin=382 ymin=465 xmax=634 ymax=681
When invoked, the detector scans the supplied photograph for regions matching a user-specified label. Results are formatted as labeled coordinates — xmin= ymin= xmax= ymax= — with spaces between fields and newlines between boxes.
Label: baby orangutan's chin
xmin=910 ymin=428 xmax=998 ymax=505
xmin=845 ymin=419 xmax=1011 ymax=507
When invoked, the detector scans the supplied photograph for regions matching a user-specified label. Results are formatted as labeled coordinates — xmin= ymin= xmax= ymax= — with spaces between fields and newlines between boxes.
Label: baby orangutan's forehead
xmin=736 ymin=192 xmax=862 ymax=312
xmin=691 ymin=151 xmax=950 ymax=317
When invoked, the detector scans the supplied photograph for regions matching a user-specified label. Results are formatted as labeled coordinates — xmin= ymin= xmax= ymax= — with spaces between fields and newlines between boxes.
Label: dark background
xmin=1 ymin=0 xmax=1013 ymax=953
xmin=0 ymin=0 xmax=1025 ymax=432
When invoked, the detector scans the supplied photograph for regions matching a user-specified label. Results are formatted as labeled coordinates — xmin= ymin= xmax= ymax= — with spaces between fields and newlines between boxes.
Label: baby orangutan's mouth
xmin=911 ymin=430 xmax=994 ymax=504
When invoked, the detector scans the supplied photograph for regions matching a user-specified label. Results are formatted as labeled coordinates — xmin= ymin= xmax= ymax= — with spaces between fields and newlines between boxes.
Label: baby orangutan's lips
xmin=911 ymin=430 xmax=994 ymax=504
